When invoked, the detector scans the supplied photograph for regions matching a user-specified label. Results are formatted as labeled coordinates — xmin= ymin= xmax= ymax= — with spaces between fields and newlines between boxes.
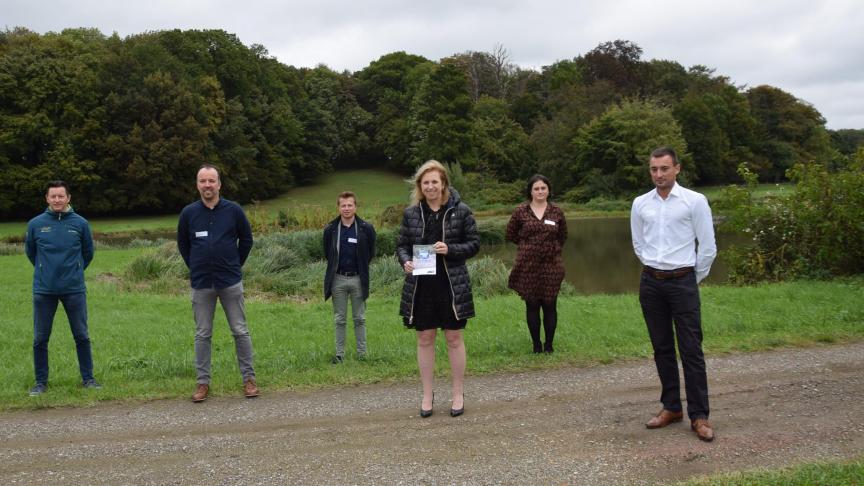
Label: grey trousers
xmin=331 ymin=274 xmax=367 ymax=357
xmin=191 ymin=282 xmax=256 ymax=384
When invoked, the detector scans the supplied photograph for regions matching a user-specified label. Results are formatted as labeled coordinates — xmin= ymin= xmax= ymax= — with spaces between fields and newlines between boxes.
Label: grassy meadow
xmin=699 ymin=181 xmax=794 ymax=205
xmin=252 ymin=169 xmax=410 ymax=214
xmin=2 ymin=247 xmax=863 ymax=411
xmin=0 ymin=169 xmax=792 ymax=240
xmin=0 ymin=169 xmax=412 ymax=240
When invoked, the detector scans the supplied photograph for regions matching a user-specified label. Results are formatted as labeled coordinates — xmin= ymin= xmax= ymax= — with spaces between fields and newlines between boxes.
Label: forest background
xmin=2 ymin=27 xmax=863 ymax=219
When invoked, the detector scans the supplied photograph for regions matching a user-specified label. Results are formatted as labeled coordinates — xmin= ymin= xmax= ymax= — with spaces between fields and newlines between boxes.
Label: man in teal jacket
xmin=24 ymin=181 xmax=100 ymax=396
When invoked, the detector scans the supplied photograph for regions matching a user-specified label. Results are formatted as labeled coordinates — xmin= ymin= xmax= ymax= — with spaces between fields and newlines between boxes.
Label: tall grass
xmin=1 ymin=248 xmax=863 ymax=410
xmin=123 ymin=225 xmax=510 ymax=299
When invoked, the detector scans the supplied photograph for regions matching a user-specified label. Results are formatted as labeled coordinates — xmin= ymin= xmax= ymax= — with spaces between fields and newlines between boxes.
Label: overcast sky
xmin=4 ymin=0 xmax=863 ymax=128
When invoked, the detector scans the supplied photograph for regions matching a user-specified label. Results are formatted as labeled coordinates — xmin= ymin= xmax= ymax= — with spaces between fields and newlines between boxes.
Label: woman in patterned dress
xmin=506 ymin=175 xmax=567 ymax=353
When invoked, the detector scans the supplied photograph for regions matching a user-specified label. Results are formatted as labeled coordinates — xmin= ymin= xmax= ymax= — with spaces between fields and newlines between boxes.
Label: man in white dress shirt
xmin=630 ymin=147 xmax=717 ymax=442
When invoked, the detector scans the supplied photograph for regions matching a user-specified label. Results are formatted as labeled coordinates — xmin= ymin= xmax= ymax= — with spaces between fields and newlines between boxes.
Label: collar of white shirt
xmin=650 ymin=182 xmax=682 ymax=201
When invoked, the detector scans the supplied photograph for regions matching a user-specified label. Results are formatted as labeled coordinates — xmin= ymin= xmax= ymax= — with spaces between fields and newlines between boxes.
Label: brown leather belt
xmin=643 ymin=266 xmax=694 ymax=280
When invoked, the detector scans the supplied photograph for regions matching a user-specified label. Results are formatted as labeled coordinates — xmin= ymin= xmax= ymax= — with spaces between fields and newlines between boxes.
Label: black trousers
xmin=639 ymin=271 xmax=709 ymax=420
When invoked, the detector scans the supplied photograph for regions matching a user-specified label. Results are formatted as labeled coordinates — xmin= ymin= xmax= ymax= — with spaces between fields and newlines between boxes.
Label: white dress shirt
xmin=631 ymin=182 xmax=717 ymax=283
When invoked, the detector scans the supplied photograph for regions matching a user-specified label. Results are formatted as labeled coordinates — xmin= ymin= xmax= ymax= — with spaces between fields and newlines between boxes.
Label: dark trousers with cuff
xmin=639 ymin=269 xmax=709 ymax=420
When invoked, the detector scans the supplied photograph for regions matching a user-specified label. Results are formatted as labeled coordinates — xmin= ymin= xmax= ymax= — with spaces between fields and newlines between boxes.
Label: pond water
xmin=481 ymin=217 xmax=745 ymax=295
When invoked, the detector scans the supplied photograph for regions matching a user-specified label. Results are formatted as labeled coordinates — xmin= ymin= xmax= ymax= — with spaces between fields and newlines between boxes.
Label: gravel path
xmin=1 ymin=342 xmax=863 ymax=484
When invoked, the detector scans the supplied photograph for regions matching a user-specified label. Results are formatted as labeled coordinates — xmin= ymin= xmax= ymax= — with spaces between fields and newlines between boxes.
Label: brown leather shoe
xmin=645 ymin=409 xmax=684 ymax=429
xmin=192 ymin=384 xmax=209 ymax=403
xmin=691 ymin=418 xmax=715 ymax=442
xmin=244 ymin=378 xmax=259 ymax=398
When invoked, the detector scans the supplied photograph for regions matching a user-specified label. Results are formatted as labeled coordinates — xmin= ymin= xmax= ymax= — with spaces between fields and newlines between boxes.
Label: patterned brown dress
xmin=506 ymin=203 xmax=567 ymax=301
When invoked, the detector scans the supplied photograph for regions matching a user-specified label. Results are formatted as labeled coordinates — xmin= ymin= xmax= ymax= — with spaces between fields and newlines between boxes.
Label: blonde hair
xmin=410 ymin=160 xmax=450 ymax=205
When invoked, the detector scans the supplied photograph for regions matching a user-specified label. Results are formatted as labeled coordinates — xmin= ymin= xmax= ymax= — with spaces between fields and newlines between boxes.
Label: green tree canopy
xmin=570 ymin=99 xmax=689 ymax=199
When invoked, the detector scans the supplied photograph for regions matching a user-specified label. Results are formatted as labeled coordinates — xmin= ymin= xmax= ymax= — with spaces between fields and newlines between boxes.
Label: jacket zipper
xmin=408 ymin=209 xmax=425 ymax=326
xmin=441 ymin=206 xmax=460 ymax=319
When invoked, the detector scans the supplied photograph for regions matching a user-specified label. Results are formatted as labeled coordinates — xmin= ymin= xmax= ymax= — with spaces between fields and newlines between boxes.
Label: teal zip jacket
xmin=25 ymin=206 xmax=94 ymax=295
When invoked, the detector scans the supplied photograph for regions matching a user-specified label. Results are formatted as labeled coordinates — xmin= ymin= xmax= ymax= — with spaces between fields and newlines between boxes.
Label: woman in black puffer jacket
xmin=397 ymin=160 xmax=480 ymax=418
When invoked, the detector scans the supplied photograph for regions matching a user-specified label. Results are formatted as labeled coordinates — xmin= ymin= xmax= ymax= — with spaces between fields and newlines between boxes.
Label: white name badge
xmin=544 ymin=219 xmax=556 ymax=226
xmin=195 ymin=231 xmax=208 ymax=238
xmin=347 ymin=237 xmax=358 ymax=244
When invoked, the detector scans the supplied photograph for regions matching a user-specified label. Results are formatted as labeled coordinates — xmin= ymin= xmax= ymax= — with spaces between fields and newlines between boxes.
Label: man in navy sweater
xmin=177 ymin=165 xmax=258 ymax=402
xmin=25 ymin=181 xmax=101 ymax=396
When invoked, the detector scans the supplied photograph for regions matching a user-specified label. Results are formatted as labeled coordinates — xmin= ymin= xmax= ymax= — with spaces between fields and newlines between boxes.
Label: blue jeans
xmin=33 ymin=292 xmax=94 ymax=385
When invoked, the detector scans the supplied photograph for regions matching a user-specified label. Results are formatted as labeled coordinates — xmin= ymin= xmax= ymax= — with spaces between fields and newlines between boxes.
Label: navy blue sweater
xmin=177 ymin=198 xmax=253 ymax=290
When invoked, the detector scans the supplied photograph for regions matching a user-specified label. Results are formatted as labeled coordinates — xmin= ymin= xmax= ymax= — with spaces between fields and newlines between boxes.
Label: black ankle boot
xmin=532 ymin=342 xmax=542 ymax=353
xmin=543 ymin=342 xmax=554 ymax=353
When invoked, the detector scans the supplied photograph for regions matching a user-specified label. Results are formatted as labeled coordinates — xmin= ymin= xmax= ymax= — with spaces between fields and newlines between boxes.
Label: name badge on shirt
xmin=544 ymin=219 xmax=556 ymax=226
xmin=347 ymin=237 xmax=358 ymax=244
xmin=195 ymin=231 xmax=208 ymax=238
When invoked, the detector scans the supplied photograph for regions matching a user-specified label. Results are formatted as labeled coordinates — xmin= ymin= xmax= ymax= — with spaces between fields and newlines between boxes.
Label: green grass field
xmin=252 ymin=169 xmax=410 ymax=214
xmin=680 ymin=456 xmax=864 ymax=485
xmin=0 ymin=169 xmax=412 ymax=240
xmin=2 ymin=247 xmax=862 ymax=411
xmin=699 ymin=182 xmax=794 ymax=204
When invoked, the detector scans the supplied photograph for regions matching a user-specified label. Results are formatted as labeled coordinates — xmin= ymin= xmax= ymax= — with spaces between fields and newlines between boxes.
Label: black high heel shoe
xmin=420 ymin=393 xmax=434 ymax=418
xmin=450 ymin=394 xmax=464 ymax=417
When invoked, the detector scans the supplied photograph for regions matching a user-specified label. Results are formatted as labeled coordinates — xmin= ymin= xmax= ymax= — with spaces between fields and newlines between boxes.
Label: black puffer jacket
xmin=396 ymin=188 xmax=480 ymax=325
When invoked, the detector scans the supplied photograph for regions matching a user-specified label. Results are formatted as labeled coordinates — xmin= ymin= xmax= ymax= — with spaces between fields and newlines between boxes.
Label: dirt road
xmin=2 ymin=343 xmax=863 ymax=484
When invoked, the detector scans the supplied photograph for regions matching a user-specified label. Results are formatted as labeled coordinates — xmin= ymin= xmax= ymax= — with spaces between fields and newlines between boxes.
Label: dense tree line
xmin=0 ymin=28 xmax=368 ymax=217
xmin=1 ymin=30 xmax=857 ymax=218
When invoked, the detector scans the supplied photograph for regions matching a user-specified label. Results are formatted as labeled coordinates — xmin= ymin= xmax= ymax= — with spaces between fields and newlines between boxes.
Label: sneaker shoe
xmin=243 ymin=378 xmax=259 ymax=398
xmin=82 ymin=379 xmax=102 ymax=390
xmin=331 ymin=355 xmax=344 ymax=364
xmin=29 ymin=383 xmax=47 ymax=396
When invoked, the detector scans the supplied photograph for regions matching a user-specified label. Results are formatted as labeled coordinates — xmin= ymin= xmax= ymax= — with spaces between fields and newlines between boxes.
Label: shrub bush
xmin=124 ymin=242 xmax=188 ymax=282
xmin=375 ymin=226 xmax=399 ymax=257
xmin=379 ymin=204 xmax=407 ymax=226
xmin=719 ymin=158 xmax=864 ymax=283
xmin=0 ymin=242 xmax=23 ymax=256
xmin=476 ymin=219 xmax=507 ymax=245
xmin=462 ymin=173 xmax=523 ymax=207
xmin=247 ymin=261 xmax=327 ymax=300
xmin=467 ymin=256 xmax=511 ymax=298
